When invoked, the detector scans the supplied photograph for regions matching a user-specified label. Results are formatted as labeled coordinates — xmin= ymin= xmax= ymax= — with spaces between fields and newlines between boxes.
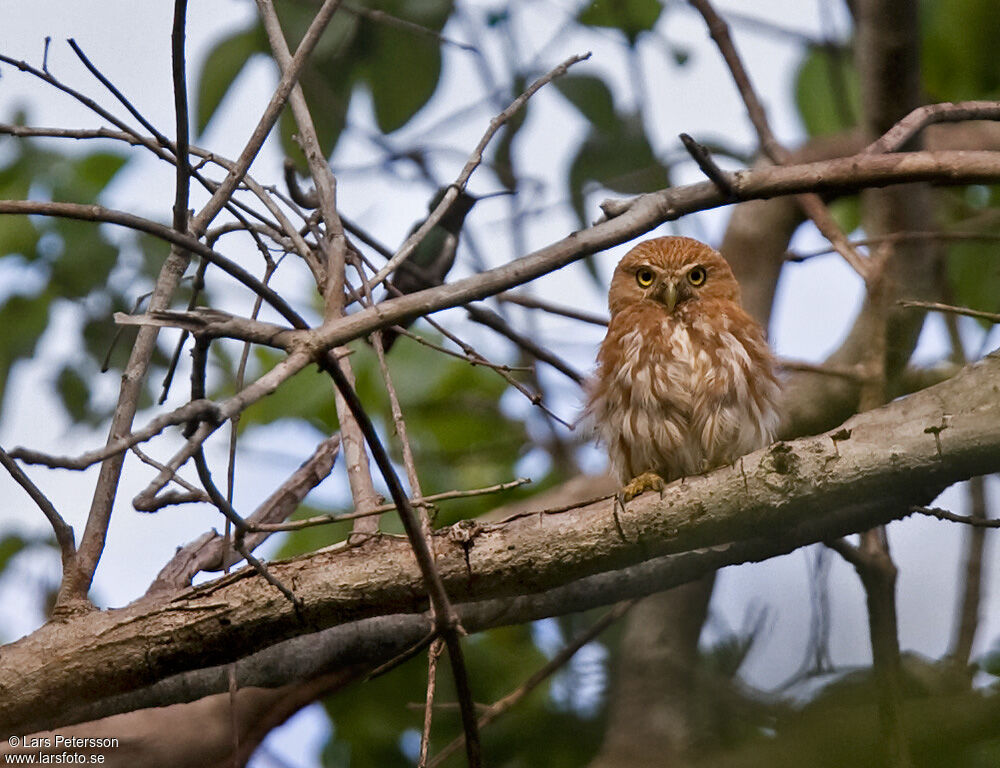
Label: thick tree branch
xmin=4 ymin=351 xmax=999 ymax=734
xmin=84 ymin=149 xmax=1000 ymax=355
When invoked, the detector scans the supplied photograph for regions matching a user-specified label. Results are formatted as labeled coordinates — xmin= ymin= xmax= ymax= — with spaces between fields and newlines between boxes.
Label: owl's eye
xmin=687 ymin=265 xmax=707 ymax=286
xmin=636 ymin=268 xmax=655 ymax=288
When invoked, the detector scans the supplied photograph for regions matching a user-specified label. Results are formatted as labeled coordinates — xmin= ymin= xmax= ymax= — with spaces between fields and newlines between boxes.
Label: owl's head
xmin=607 ymin=236 xmax=741 ymax=317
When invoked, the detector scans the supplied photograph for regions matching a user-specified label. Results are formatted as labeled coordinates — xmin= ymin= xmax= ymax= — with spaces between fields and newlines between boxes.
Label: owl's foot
xmin=619 ymin=471 xmax=666 ymax=503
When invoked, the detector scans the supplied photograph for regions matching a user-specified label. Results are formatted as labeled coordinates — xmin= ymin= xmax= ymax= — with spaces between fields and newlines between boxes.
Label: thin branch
xmin=786 ymin=230 xmax=1000 ymax=261
xmin=391 ymin=326 xmax=534 ymax=372
xmin=191 ymin=0 xmax=344 ymax=234
xmin=679 ymin=132 xmax=737 ymax=200
xmin=321 ymin=356 xmax=483 ymax=768
xmin=419 ymin=638 xmax=445 ymax=768
xmin=257 ymin=0 xmax=382 ymax=541
xmin=0 ymin=200 xmax=307 ymax=329
xmin=898 ymin=300 xmax=1000 ymax=325
xmin=912 ymin=505 xmax=1000 ymax=528
xmin=497 ymin=292 xmax=609 ymax=326
xmin=778 ymin=358 xmax=873 ymax=383
xmin=342 ymin=3 xmax=477 ymax=52
xmin=148 ymin=435 xmax=341 ymax=594
xmin=10 ymin=400 xmax=222 ymax=470
xmin=866 ymin=100 xmax=1000 ymax=155
xmin=0 ymin=54 xmax=296 ymax=252
xmin=348 ymin=239 xmax=570 ymax=422
xmin=0 ymin=447 xmax=76 ymax=571
xmin=465 ymin=304 xmax=584 ymax=385
xmin=248 ymin=478 xmax=531 ymax=533
xmin=193 ymin=449 xmax=301 ymax=607
xmin=129 ymin=445 xmax=207 ymax=500
xmin=948 ymin=476 xmax=990 ymax=670
xmin=170 ymin=3 xmax=190 ymax=237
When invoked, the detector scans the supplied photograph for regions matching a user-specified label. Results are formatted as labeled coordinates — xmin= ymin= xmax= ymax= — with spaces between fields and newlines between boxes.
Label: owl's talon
xmin=620 ymin=471 xmax=666 ymax=502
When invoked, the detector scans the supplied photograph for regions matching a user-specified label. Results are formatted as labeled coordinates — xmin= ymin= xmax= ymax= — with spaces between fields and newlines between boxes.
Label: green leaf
xmin=578 ymin=0 xmax=662 ymax=45
xmin=947 ymin=238 xmax=1000 ymax=326
xmin=361 ymin=3 xmax=450 ymax=134
xmin=65 ymin=153 xmax=128 ymax=199
xmin=48 ymin=219 xmax=120 ymax=298
xmin=56 ymin=365 xmax=91 ymax=422
xmin=0 ymin=534 xmax=29 ymax=573
xmin=196 ymin=25 xmax=265 ymax=135
xmin=555 ymin=74 xmax=618 ymax=133
xmin=827 ymin=196 xmax=860 ymax=236
xmin=566 ymin=112 xmax=670 ymax=225
xmin=237 ymin=347 xmax=339 ymax=432
xmin=923 ymin=0 xmax=1000 ymax=101
xmin=793 ymin=45 xmax=860 ymax=137
xmin=0 ymin=151 xmax=39 ymax=258
xmin=0 ymin=294 xmax=51 ymax=407
xmin=279 ymin=66 xmax=355 ymax=165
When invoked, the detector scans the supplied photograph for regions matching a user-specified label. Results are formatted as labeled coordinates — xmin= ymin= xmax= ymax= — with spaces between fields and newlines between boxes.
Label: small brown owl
xmin=587 ymin=236 xmax=780 ymax=500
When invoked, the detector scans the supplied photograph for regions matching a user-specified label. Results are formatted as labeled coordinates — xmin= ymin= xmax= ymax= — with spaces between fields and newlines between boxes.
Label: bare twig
xmin=866 ymin=100 xmax=1000 ymax=154
xmin=342 ymin=3 xmax=477 ymax=52
xmin=0 ymin=447 xmax=76 ymax=572
xmin=778 ymin=358 xmax=873 ymax=382
xmin=10 ymin=400 xmax=221 ymax=470
xmin=898 ymin=300 xmax=1000 ymax=325
xmin=498 ymin=292 xmax=609 ymax=326
xmin=679 ymin=132 xmax=737 ymax=200
xmin=391 ymin=326 xmax=533 ymax=372
xmin=193 ymin=449 xmax=301 ymax=607
xmin=419 ymin=638 xmax=445 ymax=768
xmin=786 ymin=230 xmax=1000 ymax=261
xmin=248 ymin=478 xmax=530 ymax=532
xmin=465 ymin=304 xmax=584 ymax=385
xmin=912 ymin=504 xmax=1000 ymax=528
xmin=0 ymin=200 xmax=306 ymax=329
xmin=129 ymin=445 xmax=207 ymax=500
xmin=257 ymin=0 xmax=382 ymax=540
xmin=192 ymin=0 xmax=344 ymax=234
xmin=148 ymin=435 xmax=341 ymax=594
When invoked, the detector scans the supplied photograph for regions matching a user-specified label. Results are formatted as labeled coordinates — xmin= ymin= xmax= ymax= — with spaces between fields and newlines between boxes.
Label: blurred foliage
xmin=322 ymin=624 xmax=606 ymax=768
xmin=0 ymin=126 xmax=174 ymax=421
xmin=197 ymin=0 xmax=453 ymax=164
xmin=268 ymin=331 xmax=555 ymax=557
xmin=555 ymin=73 xmax=671 ymax=231
xmin=577 ymin=0 xmax=663 ymax=46
xmin=692 ymin=661 xmax=1000 ymax=768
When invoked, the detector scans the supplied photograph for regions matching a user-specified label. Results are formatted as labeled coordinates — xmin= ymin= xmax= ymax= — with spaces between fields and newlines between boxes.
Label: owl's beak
xmin=656 ymin=279 xmax=679 ymax=312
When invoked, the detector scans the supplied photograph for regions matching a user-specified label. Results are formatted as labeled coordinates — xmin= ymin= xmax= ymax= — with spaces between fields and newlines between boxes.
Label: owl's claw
xmin=619 ymin=471 xmax=666 ymax=503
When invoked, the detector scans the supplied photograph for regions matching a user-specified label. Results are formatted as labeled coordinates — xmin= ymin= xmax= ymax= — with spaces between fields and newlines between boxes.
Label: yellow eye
xmin=687 ymin=265 xmax=707 ymax=286
xmin=636 ymin=268 xmax=655 ymax=288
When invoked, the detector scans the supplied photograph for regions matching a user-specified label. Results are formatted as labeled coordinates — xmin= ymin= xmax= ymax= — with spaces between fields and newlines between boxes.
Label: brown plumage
xmin=586 ymin=236 xmax=780 ymax=498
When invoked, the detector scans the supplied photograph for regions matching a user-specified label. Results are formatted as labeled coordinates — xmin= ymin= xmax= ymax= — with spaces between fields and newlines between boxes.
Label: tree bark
xmin=3 ymin=350 xmax=999 ymax=734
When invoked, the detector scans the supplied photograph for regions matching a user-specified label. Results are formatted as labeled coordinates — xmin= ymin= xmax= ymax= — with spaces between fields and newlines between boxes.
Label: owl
xmin=586 ymin=236 xmax=780 ymax=501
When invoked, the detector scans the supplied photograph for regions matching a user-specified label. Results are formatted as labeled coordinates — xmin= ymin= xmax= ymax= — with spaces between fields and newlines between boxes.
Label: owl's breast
xmin=590 ymin=308 xmax=779 ymax=483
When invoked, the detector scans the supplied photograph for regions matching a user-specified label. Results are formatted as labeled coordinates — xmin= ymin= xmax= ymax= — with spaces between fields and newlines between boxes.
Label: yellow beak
xmin=658 ymin=280 xmax=678 ymax=312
